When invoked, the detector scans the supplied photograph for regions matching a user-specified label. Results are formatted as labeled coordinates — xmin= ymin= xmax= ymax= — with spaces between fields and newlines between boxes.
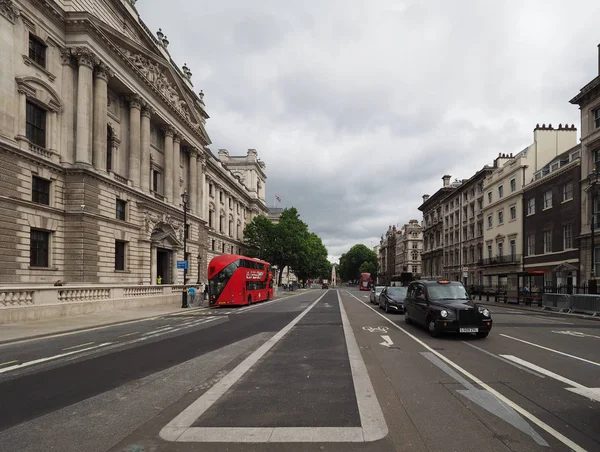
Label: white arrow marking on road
xmin=500 ymin=355 xmax=600 ymax=403
xmin=323 ymin=302 xmax=332 ymax=308
xmin=552 ymin=330 xmax=600 ymax=339
xmin=379 ymin=335 xmax=393 ymax=347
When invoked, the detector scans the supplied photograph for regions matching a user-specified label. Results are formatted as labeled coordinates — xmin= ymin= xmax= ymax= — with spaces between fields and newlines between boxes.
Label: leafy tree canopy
xmin=339 ymin=244 xmax=378 ymax=282
xmin=243 ymin=207 xmax=331 ymax=284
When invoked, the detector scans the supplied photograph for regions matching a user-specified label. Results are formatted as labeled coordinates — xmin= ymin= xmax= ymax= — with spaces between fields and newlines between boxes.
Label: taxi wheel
xmin=427 ymin=318 xmax=440 ymax=338
xmin=404 ymin=312 xmax=412 ymax=324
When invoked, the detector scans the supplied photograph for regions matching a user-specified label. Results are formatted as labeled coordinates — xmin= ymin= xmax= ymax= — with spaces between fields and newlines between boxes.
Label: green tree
xmin=359 ymin=261 xmax=377 ymax=277
xmin=339 ymin=244 xmax=377 ymax=282
xmin=243 ymin=215 xmax=275 ymax=260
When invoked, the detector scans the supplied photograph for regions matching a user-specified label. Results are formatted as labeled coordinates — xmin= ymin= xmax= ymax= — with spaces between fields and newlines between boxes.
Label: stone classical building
xmin=570 ymin=45 xmax=600 ymax=289
xmin=481 ymin=125 xmax=577 ymax=289
xmin=419 ymin=176 xmax=458 ymax=280
xmin=394 ymin=219 xmax=423 ymax=278
xmin=522 ymin=146 xmax=581 ymax=289
xmin=441 ymin=166 xmax=494 ymax=285
xmin=377 ymin=226 xmax=397 ymax=285
xmin=0 ymin=0 xmax=267 ymax=286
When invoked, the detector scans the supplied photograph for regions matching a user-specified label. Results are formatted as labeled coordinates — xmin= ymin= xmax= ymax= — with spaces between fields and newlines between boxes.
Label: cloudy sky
xmin=138 ymin=0 xmax=599 ymax=262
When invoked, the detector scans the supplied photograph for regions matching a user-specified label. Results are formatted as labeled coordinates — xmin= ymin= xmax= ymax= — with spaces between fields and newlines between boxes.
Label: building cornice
xmin=570 ymin=75 xmax=600 ymax=105
xmin=418 ymin=186 xmax=455 ymax=212
xmin=523 ymin=159 xmax=580 ymax=192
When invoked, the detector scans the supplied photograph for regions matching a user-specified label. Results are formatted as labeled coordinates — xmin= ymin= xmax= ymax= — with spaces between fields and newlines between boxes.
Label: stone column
xmin=189 ymin=147 xmax=198 ymax=214
xmin=140 ymin=105 xmax=153 ymax=192
xmin=173 ymin=134 xmax=181 ymax=203
xmin=74 ymin=47 xmax=96 ymax=165
xmin=163 ymin=126 xmax=174 ymax=203
xmin=92 ymin=63 xmax=112 ymax=171
xmin=150 ymin=244 xmax=157 ymax=285
xmin=171 ymin=250 xmax=179 ymax=284
xmin=127 ymin=95 xmax=142 ymax=187
xmin=198 ymin=155 xmax=205 ymax=217
xmin=59 ymin=48 xmax=75 ymax=163
xmin=16 ymin=89 xmax=27 ymax=142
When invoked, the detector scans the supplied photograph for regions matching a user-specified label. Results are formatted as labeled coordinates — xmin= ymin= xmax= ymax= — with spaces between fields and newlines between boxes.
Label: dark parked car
xmin=379 ymin=286 xmax=408 ymax=313
xmin=404 ymin=280 xmax=492 ymax=338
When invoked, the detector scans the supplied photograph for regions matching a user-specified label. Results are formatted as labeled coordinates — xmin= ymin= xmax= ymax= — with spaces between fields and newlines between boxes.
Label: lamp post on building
xmin=588 ymin=167 xmax=599 ymax=294
xmin=196 ymin=254 xmax=202 ymax=285
xmin=181 ymin=189 xmax=189 ymax=308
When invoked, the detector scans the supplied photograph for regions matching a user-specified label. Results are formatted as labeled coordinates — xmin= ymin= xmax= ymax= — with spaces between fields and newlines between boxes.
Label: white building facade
xmin=481 ymin=125 xmax=577 ymax=288
xmin=394 ymin=219 xmax=423 ymax=278
xmin=0 ymin=0 xmax=267 ymax=287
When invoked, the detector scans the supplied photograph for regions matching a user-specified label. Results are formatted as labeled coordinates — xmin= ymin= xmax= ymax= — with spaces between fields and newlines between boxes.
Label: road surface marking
xmin=500 ymin=334 xmax=600 ymax=367
xmin=520 ymin=315 xmax=574 ymax=325
xmin=118 ymin=332 xmax=139 ymax=338
xmin=0 ymin=343 xmax=112 ymax=375
xmin=362 ymin=326 xmax=388 ymax=333
xmin=379 ymin=335 xmax=393 ymax=347
xmin=160 ymin=290 xmax=387 ymax=443
xmin=345 ymin=291 xmax=586 ymax=452
xmin=552 ymin=330 xmax=600 ymax=339
xmin=461 ymin=342 xmax=545 ymax=379
xmin=63 ymin=341 xmax=95 ymax=351
xmin=143 ymin=327 xmax=173 ymax=336
xmin=0 ymin=360 xmax=18 ymax=367
xmin=500 ymin=355 xmax=600 ymax=403
xmin=422 ymin=351 xmax=548 ymax=446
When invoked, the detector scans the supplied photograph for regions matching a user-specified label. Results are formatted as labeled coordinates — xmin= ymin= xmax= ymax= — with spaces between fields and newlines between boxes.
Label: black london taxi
xmin=404 ymin=280 xmax=492 ymax=338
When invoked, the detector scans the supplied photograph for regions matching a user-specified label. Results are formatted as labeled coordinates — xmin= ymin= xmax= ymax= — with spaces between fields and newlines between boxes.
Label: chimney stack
xmin=422 ymin=194 xmax=430 ymax=203
xmin=442 ymin=175 xmax=451 ymax=187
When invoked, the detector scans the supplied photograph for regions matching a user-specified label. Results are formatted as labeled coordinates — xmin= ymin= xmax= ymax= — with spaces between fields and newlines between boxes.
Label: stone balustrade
xmin=0 ymin=284 xmax=183 ymax=308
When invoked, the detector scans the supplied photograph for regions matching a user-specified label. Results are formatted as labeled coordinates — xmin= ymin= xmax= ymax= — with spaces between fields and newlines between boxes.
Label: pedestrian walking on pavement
xmin=188 ymin=285 xmax=196 ymax=307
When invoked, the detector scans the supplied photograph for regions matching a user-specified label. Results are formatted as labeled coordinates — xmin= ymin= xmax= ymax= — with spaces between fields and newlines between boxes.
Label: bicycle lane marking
xmin=343 ymin=290 xmax=587 ymax=452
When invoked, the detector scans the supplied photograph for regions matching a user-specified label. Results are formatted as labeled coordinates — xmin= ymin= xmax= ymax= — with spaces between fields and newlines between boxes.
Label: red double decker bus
xmin=208 ymin=254 xmax=274 ymax=306
xmin=359 ymin=272 xmax=373 ymax=291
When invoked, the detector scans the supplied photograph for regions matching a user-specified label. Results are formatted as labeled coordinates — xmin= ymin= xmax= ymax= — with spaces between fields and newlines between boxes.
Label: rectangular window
xmin=595 ymin=108 xmax=600 ymax=129
xmin=106 ymin=128 xmax=113 ymax=172
xmin=477 ymin=199 xmax=483 ymax=211
xmin=219 ymin=191 xmax=223 ymax=203
xmin=209 ymin=183 xmax=214 ymax=196
xmin=510 ymin=205 xmax=516 ymax=220
xmin=30 ymin=229 xmax=50 ymax=267
xmin=527 ymin=197 xmax=535 ymax=215
xmin=115 ymin=240 xmax=126 ymax=271
xmin=26 ymin=101 xmax=46 ymax=147
xmin=497 ymin=242 xmax=503 ymax=257
xmin=543 ymin=190 xmax=552 ymax=209
xmin=209 ymin=211 xmax=214 ymax=228
xmin=498 ymin=185 xmax=504 ymax=198
xmin=219 ymin=215 xmax=223 ymax=232
xmin=152 ymin=170 xmax=161 ymax=193
xmin=116 ymin=199 xmax=126 ymax=221
xmin=510 ymin=178 xmax=516 ymax=192
xmin=28 ymin=34 xmax=46 ymax=67
xmin=543 ymin=230 xmax=552 ymax=253
xmin=487 ymin=192 xmax=492 ymax=204
xmin=211 ymin=239 xmax=215 ymax=251
xmin=527 ymin=234 xmax=535 ymax=256
xmin=562 ymin=182 xmax=573 ymax=201
xmin=229 ymin=198 xmax=233 ymax=209
xmin=487 ymin=215 xmax=492 ymax=228
xmin=487 ymin=244 xmax=492 ymax=259
xmin=497 ymin=210 xmax=504 ymax=225
xmin=563 ymin=223 xmax=573 ymax=249
xmin=222 ymin=243 xmax=225 ymax=253
xmin=510 ymin=239 xmax=516 ymax=258
xmin=32 ymin=176 xmax=50 ymax=205
xmin=185 ymin=224 xmax=190 ymax=239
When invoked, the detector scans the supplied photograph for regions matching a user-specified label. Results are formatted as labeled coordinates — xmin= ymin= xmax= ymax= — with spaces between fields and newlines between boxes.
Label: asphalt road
xmin=0 ymin=288 xmax=598 ymax=452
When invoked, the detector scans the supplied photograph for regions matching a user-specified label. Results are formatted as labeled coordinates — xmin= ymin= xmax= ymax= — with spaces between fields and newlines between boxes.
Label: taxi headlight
xmin=440 ymin=310 xmax=448 ymax=318
xmin=478 ymin=306 xmax=490 ymax=317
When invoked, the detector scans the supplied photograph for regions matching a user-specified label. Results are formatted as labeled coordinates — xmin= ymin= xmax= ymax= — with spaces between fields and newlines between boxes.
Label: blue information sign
xmin=177 ymin=260 xmax=188 ymax=269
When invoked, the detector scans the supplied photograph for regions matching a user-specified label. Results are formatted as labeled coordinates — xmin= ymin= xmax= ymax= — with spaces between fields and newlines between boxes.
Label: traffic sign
xmin=462 ymin=267 xmax=468 ymax=272
xmin=462 ymin=271 xmax=468 ymax=278
xmin=177 ymin=260 xmax=188 ymax=269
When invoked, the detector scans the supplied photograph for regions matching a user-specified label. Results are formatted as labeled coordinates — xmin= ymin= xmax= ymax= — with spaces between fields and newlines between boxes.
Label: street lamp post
xmin=181 ymin=190 xmax=189 ymax=308
xmin=196 ymin=254 xmax=202 ymax=285
xmin=588 ymin=168 xmax=599 ymax=295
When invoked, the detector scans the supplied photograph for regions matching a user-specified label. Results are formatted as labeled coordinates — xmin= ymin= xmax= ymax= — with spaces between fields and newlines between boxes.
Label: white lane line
xmin=461 ymin=342 xmax=546 ymax=379
xmin=62 ymin=341 xmax=95 ymax=351
xmin=521 ymin=315 xmax=574 ymax=325
xmin=143 ymin=326 xmax=173 ymax=336
xmin=344 ymin=291 xmax=586 ymax=452
xmin=500 ymin=355 xmax=600 ymax=403
xmin=0 ymin=343 xmax=112 ymax=375
xmin=500 ymin=334 xmax=600 ymax=367
xmin=160 ymin=290 xmax=381 ymax=443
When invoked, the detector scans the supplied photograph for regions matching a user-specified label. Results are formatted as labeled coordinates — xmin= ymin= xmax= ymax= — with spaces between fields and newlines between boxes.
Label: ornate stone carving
xmin=141 ymin=104 xmax=155 ymax=118
xmin=144 ymin=211 xmax=182 ymax=240
xmin=0 ymin=0 xmax=20 ymax=23
xmin=95 ymin=62 xmax=114 ymax=81
xmin=189 ymin=147 xmax=198 ymax=158
xmin=126 ymin=94 xmax=143 ymax=109
xmin=73 ymin=47 xmax=98 ymax=68
xmin=119 ymin=48 xmax=200 ymax=127
xmin=173 ymin=133 xmax=181 ymax=143
xmin=59 ymin=47 xmax=73 ymax=66
xmin=163 ymin=125 xmax=174 ymax=137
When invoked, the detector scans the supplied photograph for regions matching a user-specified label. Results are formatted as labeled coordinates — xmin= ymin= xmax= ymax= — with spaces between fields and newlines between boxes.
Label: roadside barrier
xmin=541 ymin=293 xmax=600 ymax=316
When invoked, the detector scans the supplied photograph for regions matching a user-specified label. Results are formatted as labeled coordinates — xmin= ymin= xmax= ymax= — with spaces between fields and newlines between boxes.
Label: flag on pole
xmin=275 ymin=194 xmax=281 ymax=202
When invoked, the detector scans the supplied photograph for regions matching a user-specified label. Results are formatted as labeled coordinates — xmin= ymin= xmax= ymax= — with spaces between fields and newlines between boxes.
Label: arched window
xmin=106 ymin=126 xmax=113 ymax=172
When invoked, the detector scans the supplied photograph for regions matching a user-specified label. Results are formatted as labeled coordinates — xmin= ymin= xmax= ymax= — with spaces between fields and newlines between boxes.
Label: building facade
xmin=0 ymin=0 xmax=267 ymax=286
xmin=419 ymin=176 xmax=457 ymax=280
xmin=481 ymin=125 xmax=577 ymax=288
xmin=377 ymin=225 xmax=397 ymax=285
xmin=522 ymin=146 xmax=581 ymax=289
xmin=394 ymin=219 xmax=423 ymax=278
xmin=570 ymin=46 xmax=600 ymax=288
xmin=441 ymin=167 xmax=493 ymax=286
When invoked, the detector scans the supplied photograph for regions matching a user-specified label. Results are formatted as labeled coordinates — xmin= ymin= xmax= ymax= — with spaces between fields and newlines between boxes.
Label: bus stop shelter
xmin=491 ymin=270 xmax=547 ymax=305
